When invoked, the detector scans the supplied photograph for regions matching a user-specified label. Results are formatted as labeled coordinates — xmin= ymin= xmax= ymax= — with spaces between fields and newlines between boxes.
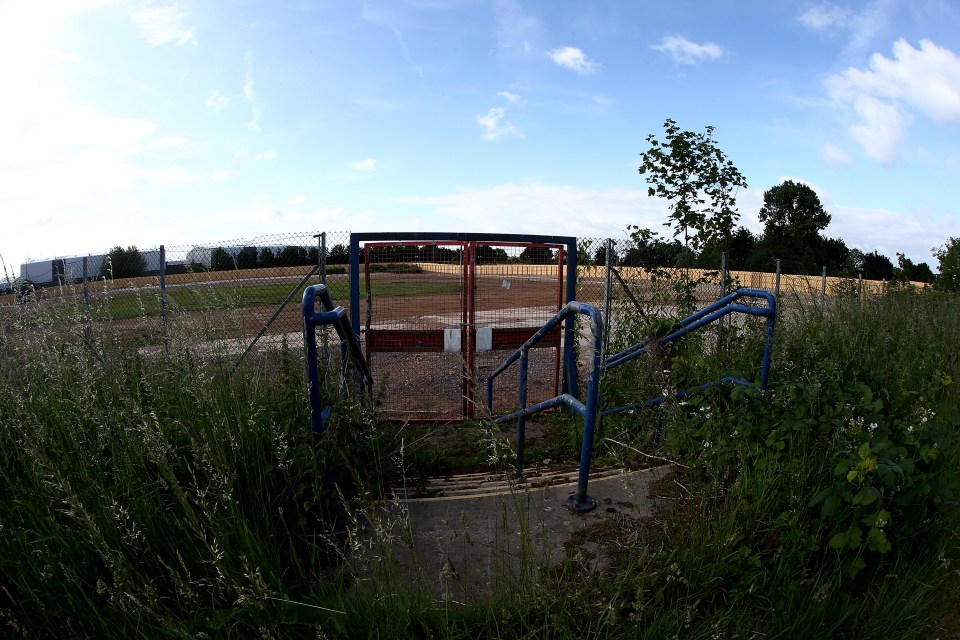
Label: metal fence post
xmin=82 ymin=256 xmax=92 ymax=343
xmin=718 ymin=252 xmax=727 ymax=350
xmin=820 ymin=265 xmax=827 ymax=311
xmin=317 ymin=232 xmax=327 ymax=286
xmin=774 ymin=259 xmax=781 ymax=298
xmin=858 ymin=271 xmax=864 ymax=304
xmin=720 ymin=251 xmax=728 ymax=299
xmin=602 ymin=238 xmax=613 ymax=365
xmin=318 ymin=232 xmax=328 ymax=357
xmin=160 ymin=245 xmax=168 ymax=354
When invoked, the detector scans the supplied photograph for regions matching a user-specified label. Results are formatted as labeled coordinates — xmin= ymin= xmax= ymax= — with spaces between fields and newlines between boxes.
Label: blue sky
xmin=2 ymin=0 xmax=960 ymax=275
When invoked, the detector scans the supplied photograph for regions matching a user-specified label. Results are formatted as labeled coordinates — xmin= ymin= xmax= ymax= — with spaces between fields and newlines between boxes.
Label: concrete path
xmin=354 ymin=465 xmax=673 ymax=600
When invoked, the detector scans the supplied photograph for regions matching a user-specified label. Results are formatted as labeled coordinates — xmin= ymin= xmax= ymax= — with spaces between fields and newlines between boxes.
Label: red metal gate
xmin=360 ymin=239 xmax=567 ymax=420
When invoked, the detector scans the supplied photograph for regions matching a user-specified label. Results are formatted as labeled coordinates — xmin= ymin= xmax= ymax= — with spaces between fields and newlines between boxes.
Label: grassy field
xmin=55 ymin=278 xmax=461 ymax=322
xmin=1 ymin=284 xmax=958 ymax=638
xmin=104 ymin=278 xmax=457 ymax=320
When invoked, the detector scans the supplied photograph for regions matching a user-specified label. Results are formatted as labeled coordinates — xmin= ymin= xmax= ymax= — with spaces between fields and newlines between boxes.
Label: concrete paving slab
xmin=354 ymin=465 xmax=673 ymax=600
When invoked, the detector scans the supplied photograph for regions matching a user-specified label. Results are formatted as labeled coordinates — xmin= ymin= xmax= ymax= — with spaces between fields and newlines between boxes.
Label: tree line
xmin=593 ymin=180 xmax=936 ymax=283
xmin=620 ymin=118 xmax=955 ymax=287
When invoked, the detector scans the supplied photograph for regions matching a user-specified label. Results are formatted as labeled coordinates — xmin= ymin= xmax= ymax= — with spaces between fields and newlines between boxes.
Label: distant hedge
xmin=367 ymin=263 xmax=423 ymax=274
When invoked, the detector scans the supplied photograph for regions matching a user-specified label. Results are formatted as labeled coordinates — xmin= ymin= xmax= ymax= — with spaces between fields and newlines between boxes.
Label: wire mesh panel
xmin=471 ymin=242 xmax=566 ymax=416
xmin=353 ymin=234 xmax=576 ymax=421
xmin=362 ymin=241 xmax=467 ymax=420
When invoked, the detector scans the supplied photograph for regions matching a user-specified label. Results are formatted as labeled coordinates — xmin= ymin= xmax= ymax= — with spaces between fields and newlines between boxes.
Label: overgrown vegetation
xmin=1 ymin=278 xmax=958 ymax=637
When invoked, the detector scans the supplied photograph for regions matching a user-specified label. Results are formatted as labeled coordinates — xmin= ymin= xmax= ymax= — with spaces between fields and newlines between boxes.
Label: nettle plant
xmin=683 ymin=374 xmax=957 ymax=579
xmin=809 ymin=377 xmax=956 ymax=577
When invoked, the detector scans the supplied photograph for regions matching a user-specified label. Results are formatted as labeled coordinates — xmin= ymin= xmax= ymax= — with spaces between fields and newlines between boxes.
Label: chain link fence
xmin=1 ymin=230 xmax=903 ymax=386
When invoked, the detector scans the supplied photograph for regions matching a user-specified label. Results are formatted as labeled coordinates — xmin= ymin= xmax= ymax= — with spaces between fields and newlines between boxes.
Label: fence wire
xmin=1 ymin=230 xmax=904 ymax=388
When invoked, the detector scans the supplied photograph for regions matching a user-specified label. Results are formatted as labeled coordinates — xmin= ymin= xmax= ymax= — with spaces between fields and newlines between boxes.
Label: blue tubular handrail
xmin=602 ymin=287 xmax=776 ymax=399
xmin=599 ymin=288 xmax=776 ymax=419
xmin=486 ymin=301 xmax=604 ymax=513
xmin=486 ymin=287 xmax=777 ymax=514
xmin=302 ymin=284 xmax=373 ymax=437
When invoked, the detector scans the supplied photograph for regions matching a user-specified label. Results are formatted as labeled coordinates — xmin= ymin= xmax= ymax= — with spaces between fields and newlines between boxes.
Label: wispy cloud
xmin=129 ymin=5 xmax=197 ymax=47
xmin=243 ymin=52 xmax=262 ymax=132
xmin=493 ymin=0 xmax=543 ymax=55
xmin=288 ymin=195 xmax=307 ymax=205
xmin=360 ymin=4 xmax=424 ymax=79
xmin=799 ymin=2 xmax=892 ymax=56
xmin=827 ymin=39 xmax=960 ymax=165
xmin=206 ymin=90 xmax=230 ymax=111
xmin=497 ymin=91 xmax=522 ymax=105
xmin=351 ymin=158 xmax=377 ymax=170
xmin=476 ymin=107 xmax=523 ymax=141
xmin=798 ymin=3 xmax=852 ymax=31
xmin=650 ymin=36 xmax=725 ymax=64
xmin=547 ymin=46 xmax=598 ymax=75
xmin=821 ymin=143 xmax=853 ymax=166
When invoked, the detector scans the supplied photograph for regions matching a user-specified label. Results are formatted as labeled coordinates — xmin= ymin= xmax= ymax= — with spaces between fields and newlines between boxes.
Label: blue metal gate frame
xmin=348 ymin=232 xmax=580 ymax=411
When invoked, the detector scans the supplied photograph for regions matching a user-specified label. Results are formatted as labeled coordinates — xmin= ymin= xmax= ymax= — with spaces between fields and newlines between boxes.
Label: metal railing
xmin=486 ymin=301 xmax=604 ymax=513
xmin=486 ymin=288 xmax=777 ymax=514
xmin=302 ymin=284 xmax=373 ymax=436
xmin=602 ymin=288 xmax=777 ymax=397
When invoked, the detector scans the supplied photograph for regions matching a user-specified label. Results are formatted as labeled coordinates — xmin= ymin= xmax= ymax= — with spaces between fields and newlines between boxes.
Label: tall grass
xmin=1 ymin=286 xmax=958 ymax=638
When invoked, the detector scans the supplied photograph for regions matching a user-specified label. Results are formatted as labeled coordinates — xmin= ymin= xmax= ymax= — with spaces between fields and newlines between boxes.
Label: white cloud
xmin=650 ymin=36 xmax=725 ymax=65
xmin=2 ymin=85 xmax=158 ymax=165
xmin=798 ymin=4 xmax=851 ymax=31
xmin=827 ymin=201 xmax=957 ymax=265
xmin=388 ymin=180 xmax=954 ymax=267
xmin=827 ymin=39 xmax=960 ymax=165
xmin=497 ymin=91 xmax=522 ymax=105
xmin=146 ymin=136 xmax=188 ymax=149
xmin=821 ymin=143 xmax=852 ymax=166
xmin=394 ymin=181 xmax=665 ymax=239
xmin=476 ymin=107 xmax=523 ymax=141
xmin=206 ymin=90 xmax=230 ymax=111
xmin=129 ymin=5 xmax=197 ymax=47
xmin=288 ymin=195 xmax=307 ymax=206
xmin=849 ymin=96 xmax=905 ymax=165
xmin=243 ymin=51 xmax=262 ymax=132
xmin=351 ymin=158 xmax=377 ymax=171
xmin=547 ymin=46 xmax=598 ymax=75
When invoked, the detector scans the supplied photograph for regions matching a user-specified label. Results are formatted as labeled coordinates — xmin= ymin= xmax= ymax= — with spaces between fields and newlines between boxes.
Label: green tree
xmin=819 ymin=237 xmax=851 ymax=277
xmin=934 ymin=237 xmax=960 ymax=292
xmin=101 ymin=246 xmax=147 ymax=279
xmin=279 ymin=245 xmax=308 ymax=266
xmin=698 ymin=226 xmax=757 ymax=269
xmin=593 ymin=244 xmax=619 ymax=266
xmin=638 ymin=119 xmax=747 ymax=254
xmin=328 ymin=244 xmax=349 ymax=264
xmin=756 ymin=180 xmax=832 ymax=274
xmin=211 ymin=248 xmax=234 ymax=271
xmin=625 ymin=227 xmax=694 ymax=268
xmin=475 ymin=245 xmax=501 ymax=264
xmin=518 ymin=246 xmax=555 ymax=264
xmin=893 ymin=253 xmax=935 ymax=284
xmin=861 ymin=251 xmax=894 ymax=281
xmin=258 ymin=247 xmax=276 ymax=268
xmin=236 ymin=246 xmax=258 ymax=270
